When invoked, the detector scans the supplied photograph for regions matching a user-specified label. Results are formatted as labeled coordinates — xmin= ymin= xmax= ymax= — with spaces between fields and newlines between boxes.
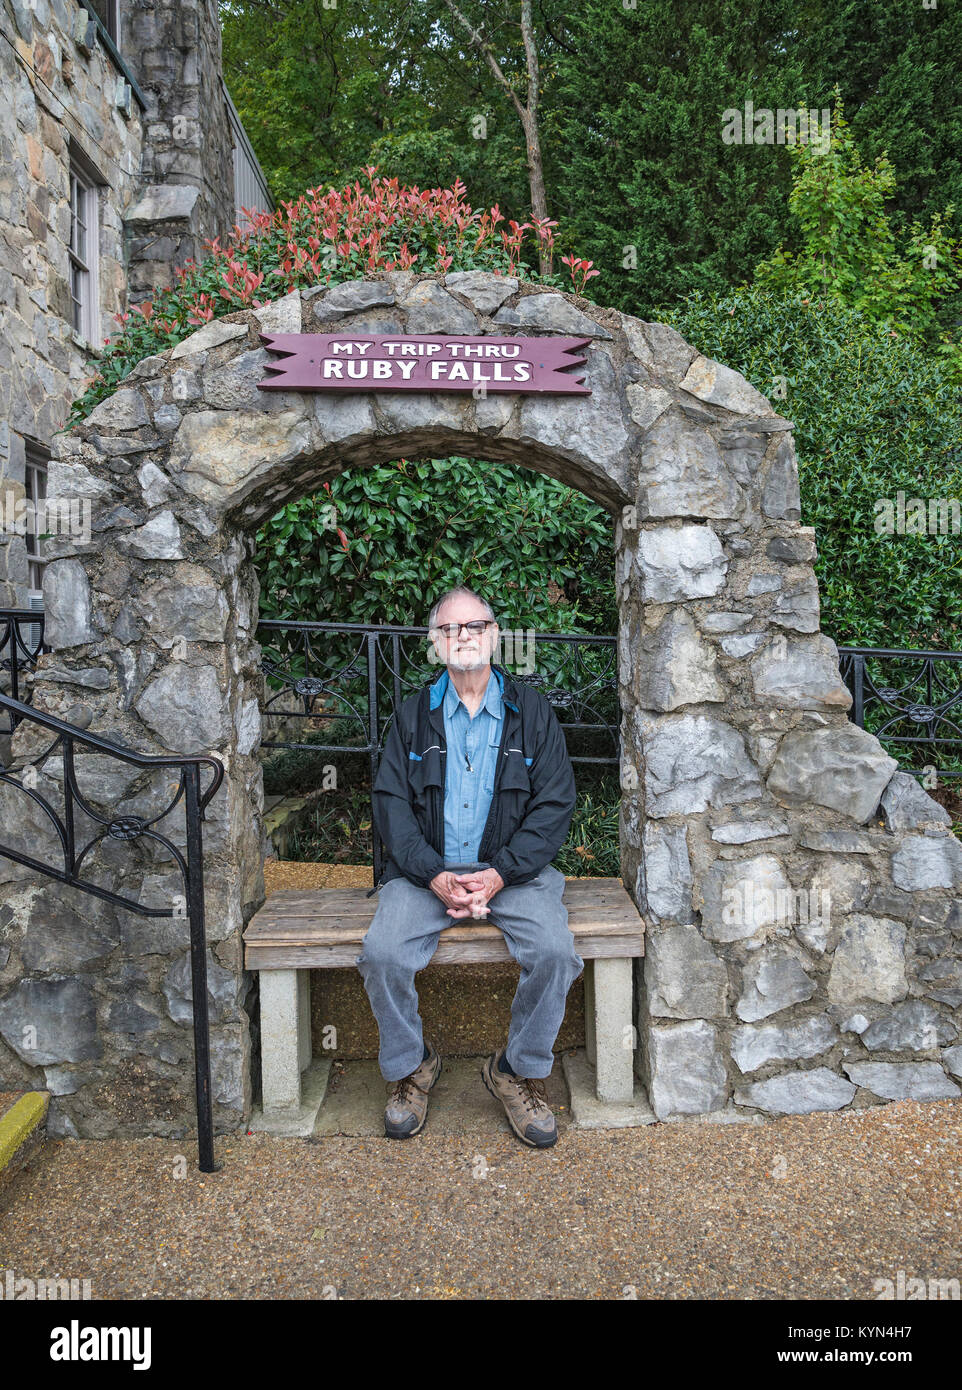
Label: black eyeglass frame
xmin=429 ymin=620 xmax=497 ymax=638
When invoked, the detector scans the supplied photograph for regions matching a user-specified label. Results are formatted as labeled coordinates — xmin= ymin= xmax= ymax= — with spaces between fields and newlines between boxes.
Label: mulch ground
xmin=0 ymin=1097 xmax=959 ymax=1299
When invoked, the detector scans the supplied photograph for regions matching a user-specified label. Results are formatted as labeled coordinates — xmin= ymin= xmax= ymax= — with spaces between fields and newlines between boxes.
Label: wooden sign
xmin=257 ymin=333 xmax=591 ymax=395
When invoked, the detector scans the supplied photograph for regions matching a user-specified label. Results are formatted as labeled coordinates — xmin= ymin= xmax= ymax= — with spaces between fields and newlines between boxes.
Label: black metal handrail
xmin=0 ymin=691 xmax=224 ymax=1172
xmin=0 ymin=609 xmax=45 ymax=731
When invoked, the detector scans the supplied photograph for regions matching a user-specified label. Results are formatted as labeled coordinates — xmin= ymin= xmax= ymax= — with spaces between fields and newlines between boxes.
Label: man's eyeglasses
xmin=431 ymin=620 xmax=495 ymax=638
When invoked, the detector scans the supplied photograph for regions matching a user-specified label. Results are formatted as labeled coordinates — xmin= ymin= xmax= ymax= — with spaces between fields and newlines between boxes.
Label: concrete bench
xmin=243 ymin=877 xmax=646 ymax=1121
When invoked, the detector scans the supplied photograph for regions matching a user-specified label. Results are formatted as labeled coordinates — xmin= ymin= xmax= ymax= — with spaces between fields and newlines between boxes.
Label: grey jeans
xmin=355 ymin=861 xmax=584 ymax=1081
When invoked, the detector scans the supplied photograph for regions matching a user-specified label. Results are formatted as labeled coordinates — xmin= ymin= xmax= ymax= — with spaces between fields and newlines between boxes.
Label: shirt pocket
xmin=481 ymin=736 xmax=503 ymax=795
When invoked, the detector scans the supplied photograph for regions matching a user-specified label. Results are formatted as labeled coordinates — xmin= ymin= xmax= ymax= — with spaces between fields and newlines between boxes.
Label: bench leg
xmin=297 ymin=969 xmax=312 ymax=1073
xmin=590 ymin=957 xmax=634 ymax=1104
xmin=260 ymin=970 xmax=307 ymax=1114
xmin=584 ymin=959 xmax=597 ymax=1068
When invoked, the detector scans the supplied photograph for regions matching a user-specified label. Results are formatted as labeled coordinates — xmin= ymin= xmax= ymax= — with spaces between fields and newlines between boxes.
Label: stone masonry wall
xmin=1 ymin=0 xmax=244 ymax=611
xmin=123 ymin=0 xmax=236 ymax=303
xmin=0 ymin=0 xmax=143 ymax=604
xmin=0 ymin=272 xmax=958 ymax=1139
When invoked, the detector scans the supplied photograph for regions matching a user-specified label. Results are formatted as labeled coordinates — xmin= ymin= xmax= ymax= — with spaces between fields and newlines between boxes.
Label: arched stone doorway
xmin=2 ymin=271 xmax=959 ymax=1137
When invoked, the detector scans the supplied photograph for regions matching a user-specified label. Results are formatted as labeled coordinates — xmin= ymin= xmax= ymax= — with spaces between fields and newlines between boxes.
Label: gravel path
xmin=1 ymin=1098 xmax=959 ymax=1300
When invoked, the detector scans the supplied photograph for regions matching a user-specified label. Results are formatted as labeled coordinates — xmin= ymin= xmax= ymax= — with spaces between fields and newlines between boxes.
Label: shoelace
xmin=388 ymin=1070 xmax=428 ymax=1107
xmin=514 ymin=1075 xmax=548 ymax=1114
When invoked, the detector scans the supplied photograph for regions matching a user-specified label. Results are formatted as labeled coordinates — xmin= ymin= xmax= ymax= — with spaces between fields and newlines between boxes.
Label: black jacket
xmin=366 ymin=663 xmax=577 ymax=896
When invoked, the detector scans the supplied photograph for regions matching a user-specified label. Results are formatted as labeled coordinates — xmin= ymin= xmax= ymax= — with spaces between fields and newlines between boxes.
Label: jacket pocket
xmin=499 ymin=747 xmax=532 ymax=796
xmin=408 ymin=744 xmax=444 ymax=807
xmin=497 ymin=747 xmax=532 ymax=840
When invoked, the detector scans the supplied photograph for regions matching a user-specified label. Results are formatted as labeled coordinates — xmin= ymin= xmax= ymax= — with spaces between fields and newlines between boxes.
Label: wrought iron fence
xmin=837 ymin=646 xmax=962 ymax=781
xmin=4 ymin=608 xmax=960 ymax=782
xmin=0 ymin=688 xmax=224 ymax=1172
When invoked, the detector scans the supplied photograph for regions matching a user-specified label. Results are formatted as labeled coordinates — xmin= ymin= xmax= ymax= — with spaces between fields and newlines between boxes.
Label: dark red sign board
xmin=257 ymin=333 xmax=591 ymax=395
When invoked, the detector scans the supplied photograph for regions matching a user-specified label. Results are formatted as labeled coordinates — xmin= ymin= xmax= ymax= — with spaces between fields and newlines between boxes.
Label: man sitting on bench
xmin=355 ymin=585 xmax=583 ymax=1147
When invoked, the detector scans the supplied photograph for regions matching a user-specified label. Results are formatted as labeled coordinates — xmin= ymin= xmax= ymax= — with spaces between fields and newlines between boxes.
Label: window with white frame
xmin=68 ymin=159 xmax=100 ymax=347
xmin=24 ymin=443 xmax=48 ymax=599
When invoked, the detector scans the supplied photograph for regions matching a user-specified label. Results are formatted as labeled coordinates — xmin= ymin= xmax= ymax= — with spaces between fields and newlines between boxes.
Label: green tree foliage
xmin=536 ymin=0 xmax=814 ymax=315
xmin=220 ymin=0 xmax=961 ymax=327
xmin=219 ymin=0 xmax=575 ymax=220
xmin=252 ymin=456 xmax=616 ymax=637
xmin=792 ymin=0 xmax=962 ymax=236
xmin=663 ymin=288 xmax=962 ymax=651
xmin=754 ymin=98 xmax=962 ymax=367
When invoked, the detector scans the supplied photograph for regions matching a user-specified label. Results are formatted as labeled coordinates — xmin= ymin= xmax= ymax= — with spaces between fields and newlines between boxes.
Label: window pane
xmin=70 ymin=175 xmax=79 ymax=251
xmin=67 ymin=164 xmax=98 ymax=341
xmin=71 ymin=261 xmax=84 ymax=333
xmin=88 ymin=0 xmax=120 ymax=43
xmin=69 ymin=172 xmax=89 ymax=265
xmin=25 ymin=456 xmax=49 ymax=591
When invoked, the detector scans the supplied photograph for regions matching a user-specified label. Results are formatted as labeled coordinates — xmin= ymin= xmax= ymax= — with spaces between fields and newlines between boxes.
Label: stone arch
xmin=2 ymin=270 xmax=959 ymax=1137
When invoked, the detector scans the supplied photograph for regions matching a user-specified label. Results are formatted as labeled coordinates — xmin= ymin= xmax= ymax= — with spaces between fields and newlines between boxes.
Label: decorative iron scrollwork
xmin=838 ymin=646 xmax=962 ymax=779
xmin=293 ymin=676 xmax=326 ymax=697
xmin=106 ymin=814 xmax=147 ymax=840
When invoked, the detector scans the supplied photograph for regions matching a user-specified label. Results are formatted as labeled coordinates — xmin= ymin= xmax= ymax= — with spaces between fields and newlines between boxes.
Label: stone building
xmin=0 ymin=0 xmax=272 ymax=611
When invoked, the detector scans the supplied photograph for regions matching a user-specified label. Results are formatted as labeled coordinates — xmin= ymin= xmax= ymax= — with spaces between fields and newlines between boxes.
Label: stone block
xmin=648 ymin=1019 xmax=728 ymax=1117
xmin=736 ymin=946 xmax=816 ymax=1021
xmin=635 ymin=524 xmax=728 ymax=601
xmin=842 ymin=1061 xmax=960 ymax=1101
xmin=734 ymin=1067 xmax=856 ymax=1114
xmin=828 ymin=915 xmax=907 ymax=1005
xmin=767 ymin=725 xmax=898 ymax=823
xmin=645 ymin=925 xmax=728 ymax=1018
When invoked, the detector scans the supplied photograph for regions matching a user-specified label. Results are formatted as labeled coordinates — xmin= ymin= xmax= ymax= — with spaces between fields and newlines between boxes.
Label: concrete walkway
xmin=1 ymin=1096 xmax=960 ymax=1300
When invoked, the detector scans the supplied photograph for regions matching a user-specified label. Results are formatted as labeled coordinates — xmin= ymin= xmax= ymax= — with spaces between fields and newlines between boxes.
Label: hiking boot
xmin=383 ymin=1039 xmax=442 ymax=1139
xmin=481 ymin=1048 xmax=558 ymax=1148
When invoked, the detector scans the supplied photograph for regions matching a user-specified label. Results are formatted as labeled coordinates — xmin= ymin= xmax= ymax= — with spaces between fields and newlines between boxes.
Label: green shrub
xmin=754 ymin=97 xmax=962 ymax=374
xmin=254 ymin=455 xmax=616 ymax=644
xmin=662 ymin=288 xmax=962 ymax=651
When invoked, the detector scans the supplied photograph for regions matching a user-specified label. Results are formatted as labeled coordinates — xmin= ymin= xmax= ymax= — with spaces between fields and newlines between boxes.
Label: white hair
xmin=428 ymin=586 xmax=496 ymax=630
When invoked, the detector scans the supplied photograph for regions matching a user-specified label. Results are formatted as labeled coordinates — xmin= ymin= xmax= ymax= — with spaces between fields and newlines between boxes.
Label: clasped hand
xmin=430 ymin=867 xmax=505 ymax=919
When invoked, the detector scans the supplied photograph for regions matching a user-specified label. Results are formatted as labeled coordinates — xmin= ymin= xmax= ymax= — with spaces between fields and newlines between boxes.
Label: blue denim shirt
xmin=437 ymin=666 xmax=504 ymax=864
